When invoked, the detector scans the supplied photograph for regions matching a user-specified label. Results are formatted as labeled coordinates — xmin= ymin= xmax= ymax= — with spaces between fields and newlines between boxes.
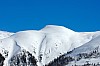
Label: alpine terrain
xmin=0 ymin=25 xmax=100 ymax=66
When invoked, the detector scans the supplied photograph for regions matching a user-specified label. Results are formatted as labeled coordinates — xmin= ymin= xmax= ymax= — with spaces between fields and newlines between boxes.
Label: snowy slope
xmin=68 ymin=35 xmax=100 ymax=56
xmin=0 ymin=25 xmax=100 ymax=66
xmin=66 ymin=34 xmax=100 ymax=66
xmin=0 ymin=31 xmax=14 ymax=39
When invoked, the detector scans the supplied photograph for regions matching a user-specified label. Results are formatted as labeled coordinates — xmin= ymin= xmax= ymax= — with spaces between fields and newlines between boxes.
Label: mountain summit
xmin=0 ymin=25 xmax=100 ymax=66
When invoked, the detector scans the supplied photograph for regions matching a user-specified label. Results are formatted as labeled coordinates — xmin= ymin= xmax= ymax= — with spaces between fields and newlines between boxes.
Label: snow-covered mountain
xmin=0 ymin=31 xmax=14 ymax=39
xmin=0 ymin=25 xmax=100 ymax=66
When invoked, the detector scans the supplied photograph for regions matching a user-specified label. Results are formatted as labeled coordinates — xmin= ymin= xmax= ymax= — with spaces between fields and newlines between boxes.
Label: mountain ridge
xmin=0 ymin=25 xmax=100 ymax=66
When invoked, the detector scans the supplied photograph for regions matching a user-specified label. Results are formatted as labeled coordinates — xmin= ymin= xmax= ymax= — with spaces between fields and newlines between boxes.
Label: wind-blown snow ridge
xmin=0 ymin=25 xmax=100 ymax=66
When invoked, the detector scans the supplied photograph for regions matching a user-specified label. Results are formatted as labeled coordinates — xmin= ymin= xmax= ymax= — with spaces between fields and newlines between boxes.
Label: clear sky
xmin=0 ymin=0 xmax=100 ymax=32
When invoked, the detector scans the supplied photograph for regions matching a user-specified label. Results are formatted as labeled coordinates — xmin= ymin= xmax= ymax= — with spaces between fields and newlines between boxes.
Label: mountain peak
xmin=0 ymin=25 xmax=100 ymax=66
xmin=41 ymin=25 xmax=74 ymax=33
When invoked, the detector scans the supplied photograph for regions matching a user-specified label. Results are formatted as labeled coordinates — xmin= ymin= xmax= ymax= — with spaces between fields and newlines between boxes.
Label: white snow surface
xmin=67 ymin=35 xmax=100 ymax=56
xmin=67 ymin=58 xmax=100 ymax=66
xmin=0 ymin=31 xmax=14 ymax=39
xmin=0 ymin=25 xmax=100 ymax=66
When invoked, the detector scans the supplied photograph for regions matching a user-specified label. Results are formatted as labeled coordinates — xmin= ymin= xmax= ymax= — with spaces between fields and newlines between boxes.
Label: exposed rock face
xmin=0 ymin=53 xmax=5 ymax=66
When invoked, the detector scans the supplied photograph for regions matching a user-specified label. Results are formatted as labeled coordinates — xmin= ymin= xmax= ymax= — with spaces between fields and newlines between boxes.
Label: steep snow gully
xmin=0 ymin=25 xmax=100 ymax=66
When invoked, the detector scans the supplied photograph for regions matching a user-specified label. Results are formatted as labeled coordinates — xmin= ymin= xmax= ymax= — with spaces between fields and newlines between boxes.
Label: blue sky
xmin=0 ymin=0 xmax=100 ymax=32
